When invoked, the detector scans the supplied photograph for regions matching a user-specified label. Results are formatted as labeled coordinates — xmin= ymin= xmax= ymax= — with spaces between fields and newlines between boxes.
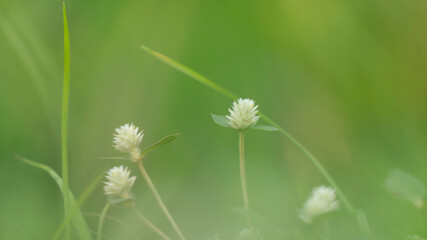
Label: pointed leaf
xmin=385 ymin=169 xmax=425 ymax=208
xmin=17 ymin=155 xmax=92 ymax=240
xmin=211 ymin=114 xmax=231 ymax=128
xmin=251 ymin=125 xmax=279 ymax=131
xmin=141 ymin=134 xmax=180 ymax=156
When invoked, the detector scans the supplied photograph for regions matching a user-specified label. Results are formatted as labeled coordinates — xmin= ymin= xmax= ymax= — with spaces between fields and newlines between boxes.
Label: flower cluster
xmin=113 ymin=123 xmax=143 ymax=161
xmin=104 ymin=165 xmax=136 ymax=203
xmin=226 ymin=98 xmax=260 ymax=130
xmin=299 ymin=186 xmax=340 ymax=223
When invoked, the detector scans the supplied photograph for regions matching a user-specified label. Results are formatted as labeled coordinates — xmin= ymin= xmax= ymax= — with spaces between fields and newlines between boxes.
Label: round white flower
xmin=113 ymin=123 xmax=143 ymax=160
xmin=226 ymin=98 xmax=260 ymax=130
xmin=104 ymin=165 xmax=136 ymax=203
xmin=299 ymin=186 xmax=340 ymax=223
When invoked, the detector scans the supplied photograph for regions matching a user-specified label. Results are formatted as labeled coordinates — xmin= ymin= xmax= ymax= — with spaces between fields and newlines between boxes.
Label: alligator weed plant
xmin=13 ymin=2 xmax=427 ymax=240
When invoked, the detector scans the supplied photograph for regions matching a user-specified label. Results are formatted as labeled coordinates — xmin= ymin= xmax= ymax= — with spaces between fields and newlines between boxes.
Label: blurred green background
xmin=1 ymin=0 xmax=426 ymax=239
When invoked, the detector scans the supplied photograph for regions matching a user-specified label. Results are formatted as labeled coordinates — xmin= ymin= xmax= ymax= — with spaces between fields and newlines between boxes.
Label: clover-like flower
xmin=226 ymin=98 xmax=260 ymax=130
xmin=113 ymin=123 xmax=143 ymax=160
xmin=104 ymin=165 xmax=136 ymax=203
xmin=299 ymin=186 xmax=340 ymax=223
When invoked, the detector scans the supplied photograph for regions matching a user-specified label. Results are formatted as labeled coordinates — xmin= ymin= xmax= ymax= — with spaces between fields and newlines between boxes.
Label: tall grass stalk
xmin=136 ymin=159 xmax=186 ymax=240
xmin=62 ymin=2 xmax=71 ymax=240
xmin=132 ymin=205 xmax=172 ymax=240
xmin=140 ymin=45 xmax=371 ymax=235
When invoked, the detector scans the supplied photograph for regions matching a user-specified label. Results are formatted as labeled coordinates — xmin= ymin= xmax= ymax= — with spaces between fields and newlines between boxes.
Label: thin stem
xmin=97 ymin=203 xmax=110 ymax=240
xmin=61 ymin=2 xmax=71 ymax=240
xmin=132 ymin=205 xmax=172 ymax=240
xmin=239 ymin=131 xmax=252 ymax=227
xmin=136 ymin=160 xmax=186 ymax=240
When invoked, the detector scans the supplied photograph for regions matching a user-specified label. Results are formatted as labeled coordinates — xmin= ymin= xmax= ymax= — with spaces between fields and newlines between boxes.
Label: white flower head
xmin=226 ymin=98 xmax=260 ymax=130
xmin=236 ymin=228 xmax=263 ymax=240
xmin=113 ymin=123 xmax=143 ymax=160
xmin=104 ymin=165 xmax=136 ymax=203
xmin=299 ymin=186 xmax=340 ymax=223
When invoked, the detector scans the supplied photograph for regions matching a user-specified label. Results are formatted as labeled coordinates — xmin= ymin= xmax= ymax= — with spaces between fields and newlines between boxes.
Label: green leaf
xmin=211 ymin=114 xmax=231 ymax=128
xmin=251 ymin=125 xmax=279 ymax=131
xmin=141 ymin=134 xmax=180 ymax=156
xmin=385 ymin=169 xmax=425 ymax=208
xmin=17 ymin=155 xmax=92 ymax=240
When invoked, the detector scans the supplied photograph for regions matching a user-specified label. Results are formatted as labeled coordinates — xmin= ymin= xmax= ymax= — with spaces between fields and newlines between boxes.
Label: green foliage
xmin=16 ymin=155 xmax=92 ymax=240
xmin=53 ymin=168 xmax=106 ymax=240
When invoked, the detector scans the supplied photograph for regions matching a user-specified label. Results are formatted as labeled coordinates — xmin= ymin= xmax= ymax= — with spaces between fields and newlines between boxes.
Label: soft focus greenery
xmin=1 ymin=0 xmax=427 ymax=239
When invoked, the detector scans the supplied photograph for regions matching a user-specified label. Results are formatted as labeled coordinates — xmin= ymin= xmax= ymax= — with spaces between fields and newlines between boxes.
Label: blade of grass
xmin=62 ymin=2 xmax=71 ymax=240
xmin=141 ymin=45 xmax=236 ymax=99
xmin=16 ymin=155 xmax=92 ymax=240
xmin=140 ymin=45 xmax=371 ymax=235
xmin=53 ymin=168 xmax=105 ymax=240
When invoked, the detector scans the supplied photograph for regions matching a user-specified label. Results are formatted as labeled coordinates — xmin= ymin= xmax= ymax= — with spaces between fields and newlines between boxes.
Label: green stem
xmin=61 ymin=2 xmax=71 ymax=240
xmin=239 ymin=131 xmax=252 ymax=227
xmin=132 ymin=205 xmax=172 ymax=240
xmin=97 ymin=203 xmax=110 ymax=240
xmin=136 ymin=160 xmax=187 ymax=240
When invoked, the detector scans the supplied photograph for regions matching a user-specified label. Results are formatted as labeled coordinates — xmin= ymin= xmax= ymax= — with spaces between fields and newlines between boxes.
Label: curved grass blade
xmin=53 ymin=168 xmax=106 ymax=240
xmin=16 ymin=155 xmax=92 ymax=240
xmin=62 ymin=2 xmax=71 ymax=239
xmin=140 ymin=45 xmax=371 ymax=235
